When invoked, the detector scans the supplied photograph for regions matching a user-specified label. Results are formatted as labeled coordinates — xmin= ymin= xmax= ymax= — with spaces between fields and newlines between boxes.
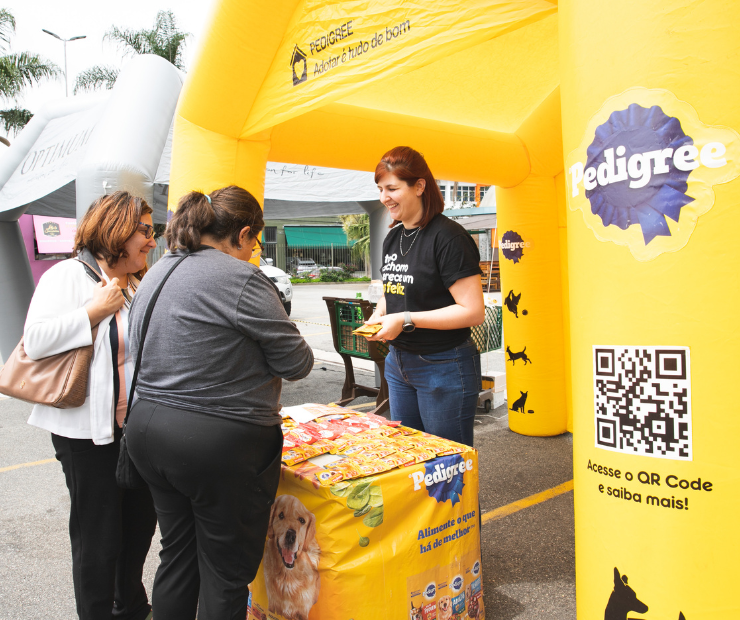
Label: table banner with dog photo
xmin=247 ymin=448 xmax=484 ymax=620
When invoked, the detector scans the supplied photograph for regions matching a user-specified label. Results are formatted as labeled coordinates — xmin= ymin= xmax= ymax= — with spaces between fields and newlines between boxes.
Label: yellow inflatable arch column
xmin=561 ymin=0 xmax=740 ymax=617
xmin=496 ymin=88 xmax=569 ymax=437
xmin=167 ymin=0 xmax=304 ymax=254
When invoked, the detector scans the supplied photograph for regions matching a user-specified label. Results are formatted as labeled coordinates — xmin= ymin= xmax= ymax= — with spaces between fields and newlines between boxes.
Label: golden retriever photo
xmin=438 ymin=594 xmax=453 ymax=620
xmin=264 ymin=495 xmax=321 ymax=620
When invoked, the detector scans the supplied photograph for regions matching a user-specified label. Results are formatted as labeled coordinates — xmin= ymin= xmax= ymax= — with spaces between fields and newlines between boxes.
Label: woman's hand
xmin=85 ymin=278 xmax=125 ymax=327
xmin=366 ymin=312 xmax=404 ymax=342
xmin=365 ymin=294 xmax=386 ymax=325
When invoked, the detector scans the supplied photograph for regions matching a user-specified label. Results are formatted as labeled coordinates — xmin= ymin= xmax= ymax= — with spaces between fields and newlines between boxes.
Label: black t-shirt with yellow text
xmin=381 ymin=213 xmax=482 ymax=354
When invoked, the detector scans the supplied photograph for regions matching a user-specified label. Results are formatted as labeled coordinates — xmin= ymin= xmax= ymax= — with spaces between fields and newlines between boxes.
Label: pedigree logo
xmin=500 ymin=230 xmax=530 ymax=264
xmin=423 ymin=583 xmax=436 ymax=600
xmin=409 ymin=454 xmax=472 ymax=505
xmin=566 ymin=87 xmax=740 ymax=261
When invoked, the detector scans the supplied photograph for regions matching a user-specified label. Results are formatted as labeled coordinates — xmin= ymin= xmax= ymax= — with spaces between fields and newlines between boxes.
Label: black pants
xmin=52 ymin=427 xmax=157 ymax=620
xmin=126 ymin=400 xmax=282 ymax=620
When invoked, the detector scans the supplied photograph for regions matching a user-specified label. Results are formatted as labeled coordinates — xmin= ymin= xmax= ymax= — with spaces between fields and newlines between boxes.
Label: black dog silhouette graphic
xmin=605 ymin=567 xmax=686 ymax=620
xmin=504 ymin=290 xmax=522 ymax=318
xmin=605 ymin=568 xmax=648 ymax=620
xmin=510 ymin=391 xmax=531 ymax=414
xmin=506 ymin=346 xmax=532 ymax=366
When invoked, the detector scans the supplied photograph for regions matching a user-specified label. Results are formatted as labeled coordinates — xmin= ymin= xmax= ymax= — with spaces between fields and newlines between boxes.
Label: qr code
xmin=593 ymin=346 xmax=691 ymax=461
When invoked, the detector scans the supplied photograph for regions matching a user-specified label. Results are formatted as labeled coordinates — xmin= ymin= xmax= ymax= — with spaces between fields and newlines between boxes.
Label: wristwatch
xmin=402 ymin=311 xmax=416 ymax=333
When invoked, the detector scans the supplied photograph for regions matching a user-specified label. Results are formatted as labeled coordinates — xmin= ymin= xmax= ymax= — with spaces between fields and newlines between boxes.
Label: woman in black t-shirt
xmin=365 ymin=146 xmax=484 ymax=446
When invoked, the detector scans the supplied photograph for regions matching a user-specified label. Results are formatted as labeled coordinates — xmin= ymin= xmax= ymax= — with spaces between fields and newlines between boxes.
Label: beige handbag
xmin=0 ymin=260 xmax=101 ymax=408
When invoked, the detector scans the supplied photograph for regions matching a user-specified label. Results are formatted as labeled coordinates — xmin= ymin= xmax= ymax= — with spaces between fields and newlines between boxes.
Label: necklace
xmin=399 ymin=226 xmax=421 ymax=256
xmin=120 ymin=277 xmax=139 ymax=309
xmin=402 ymin=226 xmax=420 ymax=238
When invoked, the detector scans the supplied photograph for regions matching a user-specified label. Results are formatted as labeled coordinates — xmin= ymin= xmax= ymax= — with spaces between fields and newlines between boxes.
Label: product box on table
xmin=248 ymin=446 xmax=484 ymax=620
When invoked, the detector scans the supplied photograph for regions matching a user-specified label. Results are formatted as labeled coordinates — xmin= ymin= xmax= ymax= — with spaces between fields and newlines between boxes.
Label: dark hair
xmin=374 ymin=146 xmax=444 ymax=228
xmin=73 ymin=191 xmax=153 ymax=271
xmin=166 ymin=185 xmax=264 ymax=251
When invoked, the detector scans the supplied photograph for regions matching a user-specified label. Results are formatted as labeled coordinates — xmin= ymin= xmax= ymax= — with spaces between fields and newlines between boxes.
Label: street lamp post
xmin=42 ymin=29 xmax=86 ymax=97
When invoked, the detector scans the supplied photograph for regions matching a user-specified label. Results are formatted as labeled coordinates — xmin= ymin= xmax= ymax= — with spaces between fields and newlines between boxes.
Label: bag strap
xmin=76 ymin=258 xmax=103 ymax=284
xmin=122 ymin=251 xmax=190 ymax=428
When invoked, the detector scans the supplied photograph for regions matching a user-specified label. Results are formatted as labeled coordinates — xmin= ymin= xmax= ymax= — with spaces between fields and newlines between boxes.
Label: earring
xmin=237 ymin=245 xmax=243 ymax=250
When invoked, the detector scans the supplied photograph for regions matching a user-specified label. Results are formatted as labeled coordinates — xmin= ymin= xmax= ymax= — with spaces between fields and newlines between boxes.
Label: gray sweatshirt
xmin=129 ymin=247 xmax=313 ymax=426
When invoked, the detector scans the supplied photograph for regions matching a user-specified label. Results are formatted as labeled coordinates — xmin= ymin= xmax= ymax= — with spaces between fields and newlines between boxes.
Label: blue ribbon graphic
xmin=424 ymin=455 xmax=466 ymax=505
xmin=585 ymin=103 xmax=695 ymax=245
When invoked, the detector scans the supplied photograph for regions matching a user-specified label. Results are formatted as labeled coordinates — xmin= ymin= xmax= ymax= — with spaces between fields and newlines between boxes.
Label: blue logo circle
xmin=423 ymin=455 xmax=466 ymax=505
xmin=452 ymin=576 xmax=464 ymax=591
xmin=424 ymin=583 xmax=436 ymax=599
xmin=500 ymin=230 xmax=526 ymax=264
xmin=585 ymin=103 xmax=694 ymax=244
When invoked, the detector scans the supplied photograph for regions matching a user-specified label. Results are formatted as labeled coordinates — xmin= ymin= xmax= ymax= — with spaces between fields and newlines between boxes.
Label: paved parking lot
xmin=0 ymin=283 xmax=574 ymax=619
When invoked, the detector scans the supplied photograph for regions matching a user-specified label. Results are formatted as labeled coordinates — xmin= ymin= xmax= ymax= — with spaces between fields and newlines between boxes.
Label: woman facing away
xmin=366 ymin=146 xmax=485 ymax=447
xmin=24 ymin=191 xmax=158 ymax=620
xmin=126 ymin=185 xmax=314 ymax=620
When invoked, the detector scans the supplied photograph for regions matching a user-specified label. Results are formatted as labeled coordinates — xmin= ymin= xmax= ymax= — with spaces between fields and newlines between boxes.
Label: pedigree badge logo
xmin=500 ymin=230 xmax=529 ymax=264
xmin=409 ymin=454 xmax=471 ymax=505
xmin=566 ymin=87 xmax=740 ymax=261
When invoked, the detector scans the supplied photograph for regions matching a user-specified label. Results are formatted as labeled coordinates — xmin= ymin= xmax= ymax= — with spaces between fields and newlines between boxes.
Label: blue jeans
xmin=384 ymin=338 xmax=481 ymax=446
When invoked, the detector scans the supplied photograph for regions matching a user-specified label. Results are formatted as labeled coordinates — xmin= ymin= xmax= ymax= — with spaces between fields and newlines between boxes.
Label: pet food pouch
xmin=421 ymin=566 xmax=439 ymax=620
xmin=436 ymin=445 xmax=465 ymax=456
xmin=377 ymin=452 xmax=416 ymax=469
xmin=407 ymin=565 xmax=438 ymax=620
xmin=315 ymin=468 xmax=344 ymax=486
xmin=354 ymin=458 xmax=393 ymax=477
xmin=464 ymin=551 xmax=483 ymax=619
xmin=281 ymin=448 xmax=308 ymax=466
xmin=395 ymin=424 xmax=421 ymax=435
xmin=450 ymin=573 xmax=466 ymax=616
xmin=403 ymin=446 xmax=438 ymax=464
xmin=301 ymin=439 xmax=334 ymax=460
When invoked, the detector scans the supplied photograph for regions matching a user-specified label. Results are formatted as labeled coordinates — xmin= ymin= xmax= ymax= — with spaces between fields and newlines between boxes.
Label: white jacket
xmin=25 ymin=258 xmax=117 ymax=445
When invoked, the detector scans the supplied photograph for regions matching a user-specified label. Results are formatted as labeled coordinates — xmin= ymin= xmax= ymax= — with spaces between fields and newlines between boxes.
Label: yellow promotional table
xmin=248 ymin=449 xmax=483 ymax=620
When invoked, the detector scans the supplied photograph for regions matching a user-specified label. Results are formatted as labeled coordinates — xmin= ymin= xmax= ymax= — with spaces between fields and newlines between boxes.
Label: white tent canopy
xmin=0 ymin=103 xmax=378 ymax=223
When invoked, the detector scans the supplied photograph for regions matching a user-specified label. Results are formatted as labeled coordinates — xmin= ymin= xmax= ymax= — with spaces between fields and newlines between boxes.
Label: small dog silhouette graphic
xmin=504 ymin=290 xmax=522 ymax=318
xmin=506 ymin=346 xmax=532 ymax=365
xmin=511 ymin=391 xmax=528 ymax=413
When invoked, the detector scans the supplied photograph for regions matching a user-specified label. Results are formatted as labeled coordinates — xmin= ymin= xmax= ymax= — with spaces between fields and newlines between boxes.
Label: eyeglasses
xmin=252 ymin=237 xmax=264 ymax=257
xmin=138 ymin=222 xmax=155 ymax=239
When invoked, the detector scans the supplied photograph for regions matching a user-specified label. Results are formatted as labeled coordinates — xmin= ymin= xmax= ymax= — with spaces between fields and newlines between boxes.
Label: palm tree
xmin=0 ymin=9 xmax=61 ymax=143
xmin=340 ymin=214 xmax=370 ymax=275
xmin=74 ymin=11 xmax=189 ymax=94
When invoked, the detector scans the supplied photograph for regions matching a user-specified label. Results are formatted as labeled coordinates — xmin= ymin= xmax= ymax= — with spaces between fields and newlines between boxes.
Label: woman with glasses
xmin=126 ymin=186 xmax=313 ymax=620
xmin=24 ymin=191 xmax=158 ymax=620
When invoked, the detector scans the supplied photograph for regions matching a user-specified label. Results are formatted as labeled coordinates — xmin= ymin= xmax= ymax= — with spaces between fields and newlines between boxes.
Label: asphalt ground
xmin=0 ymin=283 xmax=574 ymax=619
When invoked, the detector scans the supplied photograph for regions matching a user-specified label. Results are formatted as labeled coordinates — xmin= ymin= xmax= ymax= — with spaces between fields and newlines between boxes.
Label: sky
xmin=3 ymin=0 xmax=213 ymax=114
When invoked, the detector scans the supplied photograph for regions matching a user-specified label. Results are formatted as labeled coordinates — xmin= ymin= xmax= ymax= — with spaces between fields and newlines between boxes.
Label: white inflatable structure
xmin=0 ymin=55 xmax=183 ymax=360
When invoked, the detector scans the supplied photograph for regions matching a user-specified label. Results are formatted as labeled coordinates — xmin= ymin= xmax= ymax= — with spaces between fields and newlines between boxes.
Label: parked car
xmin=296 ymin=259 xmax=319 ymax=276
xmin=260 ymin=257 xmax=293 ymax=316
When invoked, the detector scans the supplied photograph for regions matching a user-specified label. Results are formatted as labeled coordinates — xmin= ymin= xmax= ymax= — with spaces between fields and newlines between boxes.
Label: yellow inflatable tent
xmin=170 ymin=1 xmax=740 ymax=617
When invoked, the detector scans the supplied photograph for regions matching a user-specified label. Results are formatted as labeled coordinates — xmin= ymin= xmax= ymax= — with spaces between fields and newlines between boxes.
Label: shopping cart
xmin=323 ymin=297 xmax=389 ymax=414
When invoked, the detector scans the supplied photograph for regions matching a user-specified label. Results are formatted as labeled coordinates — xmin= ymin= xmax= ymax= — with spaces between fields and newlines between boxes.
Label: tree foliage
xmin=0 ymin=9 xmax=61 ymax=141
xmin=74 ymin=10 xmax=190 ymax=94
xmin=0 ymin=106 xmax=32 ymax=135
xmin=340 ymin=214 xmax=370 ymax=262
xmin=74 ymin=65 xmax=119 ymax=94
